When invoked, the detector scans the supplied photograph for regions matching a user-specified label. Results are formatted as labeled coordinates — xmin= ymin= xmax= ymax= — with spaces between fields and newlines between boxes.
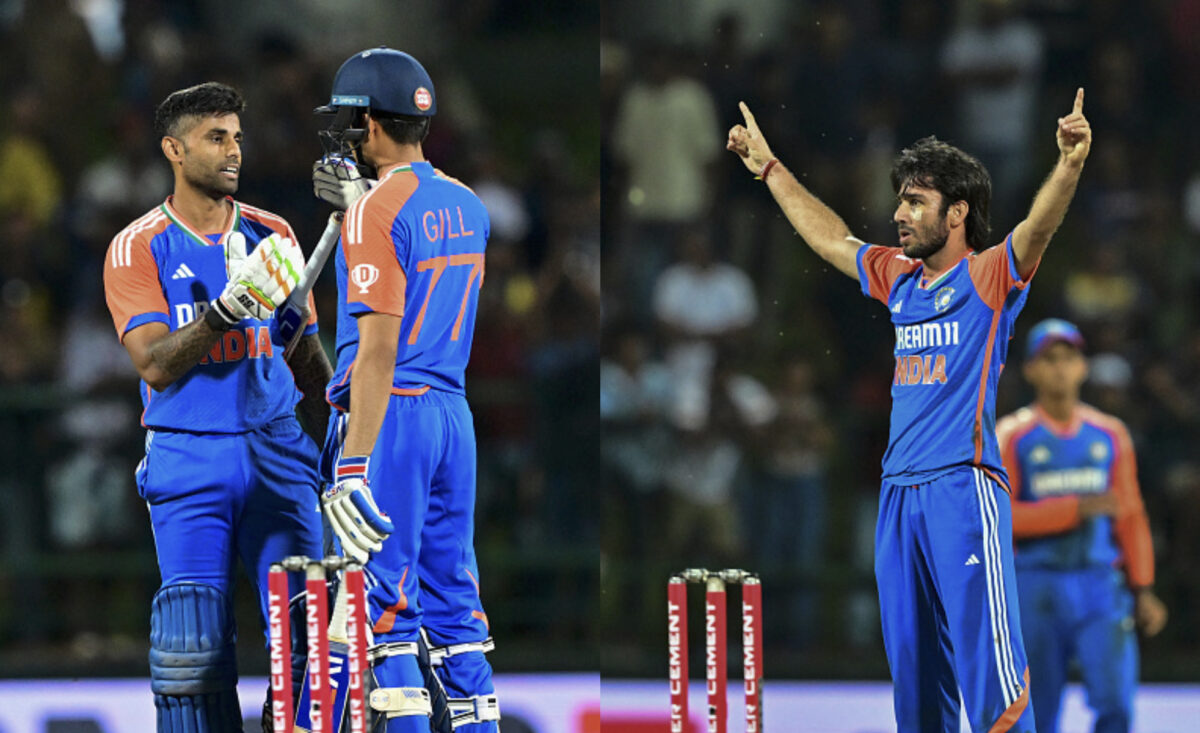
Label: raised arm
xmin=726 ymin=102 xmax=861 ymax=278
xmin=1011 ymin=87 xmax=1092 ymax=279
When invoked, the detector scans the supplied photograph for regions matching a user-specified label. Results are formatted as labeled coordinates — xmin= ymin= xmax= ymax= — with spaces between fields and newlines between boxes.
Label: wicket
xmin=268 ymin=555 xmax=370 ymax=733
xmin=668 ymin=569 xmax=763 ymax=733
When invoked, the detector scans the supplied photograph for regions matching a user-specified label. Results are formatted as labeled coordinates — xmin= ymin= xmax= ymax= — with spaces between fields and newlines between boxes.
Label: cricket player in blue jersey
xmin=104 ymin=82 xmax=332 ymax=731
xmin=998 ymin=319 xmax=1167 ymax=733
xmin=727 ymin=89 xmax=1092 ymax=731
xmin=308 ymin=48 xmax=499 ymax=731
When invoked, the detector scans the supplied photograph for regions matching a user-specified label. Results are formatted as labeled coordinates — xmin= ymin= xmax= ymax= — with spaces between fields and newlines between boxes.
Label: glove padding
xmin=313 ymin=156 xmax=374 ymax=210
xmin=322 ymin=456 xmax=393 ymax=564
xmin=212 ymin=233 xmax=303 ymax=324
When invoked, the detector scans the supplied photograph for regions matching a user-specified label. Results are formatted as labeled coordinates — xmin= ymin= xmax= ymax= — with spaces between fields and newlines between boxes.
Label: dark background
xmin=0 ymin=0 xmax=599 ymax=679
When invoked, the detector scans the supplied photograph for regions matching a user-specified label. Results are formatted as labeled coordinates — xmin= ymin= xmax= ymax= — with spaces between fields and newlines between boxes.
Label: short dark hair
xmin=891 ymin=136 xmax=992 ymax=251
xmin=154 ymin=82 xmax=245 ymax=138
xmin=371 ymin=113 xmax=430 ymax=145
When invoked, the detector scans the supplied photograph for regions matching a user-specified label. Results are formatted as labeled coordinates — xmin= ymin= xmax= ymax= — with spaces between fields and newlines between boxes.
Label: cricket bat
xmin=278 ymin=211 xmax=344 ymax=360
xmin=295 ymin=576 xmax=352 ymax=732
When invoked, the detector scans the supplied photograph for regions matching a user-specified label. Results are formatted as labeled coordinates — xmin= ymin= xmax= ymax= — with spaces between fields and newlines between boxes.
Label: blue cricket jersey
xmin=998 ymin=404 xmax=1155 ymax=585
xmin=104 ymin=197 xmax=318 ymax=432
xmin=857 ymin=233 xmax=1036 ymax=485
xmin=326 ymin=161 xmax=489 ymax=409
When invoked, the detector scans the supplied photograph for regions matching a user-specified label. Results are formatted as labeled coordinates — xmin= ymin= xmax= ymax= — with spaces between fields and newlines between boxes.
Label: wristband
xmin=757 ymin=158 xmax=779 ymax=181
xmin=336 ymin=455 xmax=370 ymax=482
xmin=205 ymin=302 xmax=234 ymax=332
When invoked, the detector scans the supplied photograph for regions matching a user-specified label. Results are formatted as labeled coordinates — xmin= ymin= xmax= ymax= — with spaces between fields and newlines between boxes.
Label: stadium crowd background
xmin=602 ymin=0 xmax=1200 ymax=681
xmin=0 ymin=0 xmax=598 ymax=677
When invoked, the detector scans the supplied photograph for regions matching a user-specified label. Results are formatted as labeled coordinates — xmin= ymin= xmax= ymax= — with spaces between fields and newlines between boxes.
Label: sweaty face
xmin=173 ymin=113 xmax=242 ymax=199
xmin=894 ymin=183 xmax=950 ymax=260
xmin=1024 ymin=342 xmax=1088 ymax=399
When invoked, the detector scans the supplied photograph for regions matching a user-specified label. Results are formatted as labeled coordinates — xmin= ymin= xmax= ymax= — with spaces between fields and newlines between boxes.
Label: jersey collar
xmin=160 ymin=196 xmax=242 ymax=248
xmin=919 ymin=254 xmax=967 ymax=290
xmin=384 ymin=161 xmax=433 ymax=179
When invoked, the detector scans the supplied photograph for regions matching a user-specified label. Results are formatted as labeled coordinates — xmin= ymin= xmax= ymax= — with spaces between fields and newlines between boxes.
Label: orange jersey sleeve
xmin=104 ymin=214 xmax=170 ymax=340
xmin=858 ymin=245 xmax=920 ymax=304
xmin=998 ymin=410 xmax=1083 ymax=539
xmin=1097 ymin=413 xmax=1155 ymax=588
xmin=967 ymin=233 xmax=1037 ymax=311
xmin=342 ymin=176 xmax=419 ymax=318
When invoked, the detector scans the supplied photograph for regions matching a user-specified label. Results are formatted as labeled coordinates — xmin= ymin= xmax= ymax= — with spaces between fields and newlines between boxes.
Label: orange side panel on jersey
xmin=372 ymin=566 xmax=410 ymax=634
xmin=343 ymin=170 xmax=418 ymax=317
xmin=988 ymin=667 xmax=1031 ymax=733
xmin=972 ymin=308 xmax=1003 ymax=464
xmin=860 ymin=245 xmax=919 ymax=305
xmin=1088 ymin=408 xmax=1156 ymax=588
xmin=104 ymin=212 xmax=172 ymax=339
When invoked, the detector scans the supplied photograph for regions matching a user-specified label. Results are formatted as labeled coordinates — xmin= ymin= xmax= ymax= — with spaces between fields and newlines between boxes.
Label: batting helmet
xmin=316 ymin=47 xmax=436 ymax=118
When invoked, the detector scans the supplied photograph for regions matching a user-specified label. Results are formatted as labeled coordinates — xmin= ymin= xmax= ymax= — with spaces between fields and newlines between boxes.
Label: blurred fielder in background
xmin=726 ymin=87 xmax=1091 ymax=731
xmin=311 ymin=48 xmax=499 ymax=731
xmin=103 ymin=82 xmax=332 ymax=731
xmin=999 ymin=318 xmax=1168 ymax=733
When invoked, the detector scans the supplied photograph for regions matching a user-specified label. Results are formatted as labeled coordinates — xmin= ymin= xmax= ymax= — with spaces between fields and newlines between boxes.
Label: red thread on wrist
xmin=759 ymin=158 xmax=779 ymax=182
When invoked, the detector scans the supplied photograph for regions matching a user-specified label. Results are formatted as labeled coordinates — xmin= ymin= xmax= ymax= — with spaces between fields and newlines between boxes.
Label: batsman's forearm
xmin=288 ymin=333 xmax=334 ymax=443
xmin=763 ymin=161 xmax=860 ymax=278
xmin=342 ymin=346 xmax=394 ymax=457
xmin=144 ymin=319 xmax=224 ymax=390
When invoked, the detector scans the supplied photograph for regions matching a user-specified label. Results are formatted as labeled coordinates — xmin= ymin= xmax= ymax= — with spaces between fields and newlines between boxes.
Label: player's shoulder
xmin=966 ymin=232 xmax=1016 ymax=269
xmin=1077 ymin=403 xmax=1130 ymax=439
xmin=996 ymin=405 xmax=1038 ymax=444
xmin=107 ymin=205 xmax=171 ymax=269
xmin=355 ymin=167 xmax=422 ymax=220
xmin=867 ymin=244 xmax=922 ymax=269
xmin=431 ymin=166 xmax=478 ymax=196
xmin=237 ymin=201 xmax=295 ymax=238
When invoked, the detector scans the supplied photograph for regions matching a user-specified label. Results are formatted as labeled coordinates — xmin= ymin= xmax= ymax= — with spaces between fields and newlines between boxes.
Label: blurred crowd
xmin=602 ymin=0 xmax=1200 ymax=677
xmin=0 ymin=0 xmax=598 ymax=674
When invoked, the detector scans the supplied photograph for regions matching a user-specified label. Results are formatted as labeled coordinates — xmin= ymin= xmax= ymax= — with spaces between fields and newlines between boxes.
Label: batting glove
xmin=322 ymin=456 xmax=393 ymax=564
xmin=210 ymin=233 xmax=304 ymax=326
xmin=313 ymin=156 xmax=374 ymax=210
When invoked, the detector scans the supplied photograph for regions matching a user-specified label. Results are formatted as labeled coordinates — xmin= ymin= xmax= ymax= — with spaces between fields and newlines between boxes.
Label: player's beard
xmin=183 ymin=159 xmax=239 ymax=200
xmin=901 ymin=217 xmax=950 ymax=260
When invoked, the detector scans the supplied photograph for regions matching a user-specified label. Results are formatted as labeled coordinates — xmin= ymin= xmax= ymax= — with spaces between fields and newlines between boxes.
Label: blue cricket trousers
xmin=875 ymin=466 xmax=1036 ymax=732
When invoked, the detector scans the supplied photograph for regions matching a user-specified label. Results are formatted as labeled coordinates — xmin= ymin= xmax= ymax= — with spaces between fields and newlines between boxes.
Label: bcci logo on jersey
xmin=351 ymin=263 xmax=380 ymax=294
xmin=934 ymin=286 xmax=956 ymax=312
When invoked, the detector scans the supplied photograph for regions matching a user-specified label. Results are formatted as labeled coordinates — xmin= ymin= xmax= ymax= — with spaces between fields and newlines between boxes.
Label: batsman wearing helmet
xmin=103 ymin=82 xmax=332 ymax=731
xmin=311 ymin=48 xmax=499 ymax=731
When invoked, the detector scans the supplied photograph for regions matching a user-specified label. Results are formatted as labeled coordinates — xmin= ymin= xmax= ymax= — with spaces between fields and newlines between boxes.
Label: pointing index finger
xmin=1073 ymin=87 xmax=1084 ymax=114
xmin=739 ymin=101 xmax=759 ymax=131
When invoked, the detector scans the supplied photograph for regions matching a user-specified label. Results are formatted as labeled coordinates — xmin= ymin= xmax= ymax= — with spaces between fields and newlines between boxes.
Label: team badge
xmin=351 ymin=263 xmax=380 ymax=294
xmin=934 ymin=286 xmax=956 ymax=313
xmin=413 ymin=87 xmax=432 ymax=111
xmin=1031 ymin=445 xmax=1051 ymax=464
xmin=1090 ymin=441 xmax=1109 ymax=461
